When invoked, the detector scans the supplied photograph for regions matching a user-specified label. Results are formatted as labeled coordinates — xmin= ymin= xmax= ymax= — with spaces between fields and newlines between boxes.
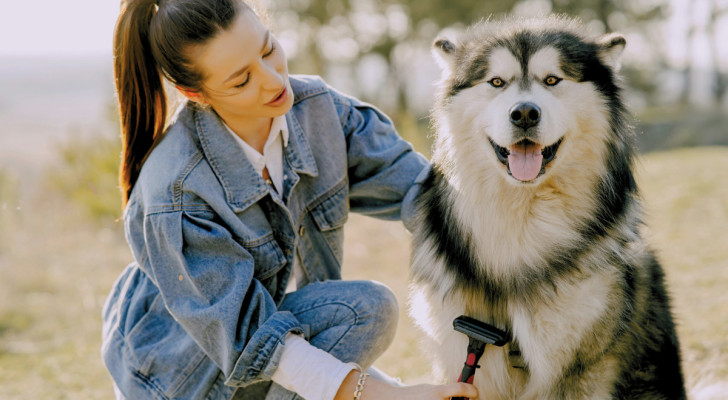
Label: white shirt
xmin=223 ymin=116 xmax=354 ymax=400
xmin=271 ymin=334 xmax=357 ymax=400
xmin=225 ymin=115 xmax=288 ymax=195
xmin=223 ymin=116 xmax=306 ymax=290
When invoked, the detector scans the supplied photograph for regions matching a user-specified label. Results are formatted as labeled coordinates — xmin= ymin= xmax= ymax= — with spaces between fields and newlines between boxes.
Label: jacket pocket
xmin=308 ymin=183 xmax=349 ymax=264
xmin=125 ymin=294 xmax=211 ymax=398
xmin=310 ymin=183 xmax=349 ymax=231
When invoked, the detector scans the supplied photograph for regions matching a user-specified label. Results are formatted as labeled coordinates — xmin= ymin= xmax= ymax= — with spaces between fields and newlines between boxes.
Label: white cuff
xmin=271 ymin=333 xmax=356 ymax=400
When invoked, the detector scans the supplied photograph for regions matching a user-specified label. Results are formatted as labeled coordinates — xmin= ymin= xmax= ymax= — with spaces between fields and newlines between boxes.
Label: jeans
xmin=215 ymin=279 xmax=399 ymax=400
xmin=113 ymin=279 xmax=400 ymax=400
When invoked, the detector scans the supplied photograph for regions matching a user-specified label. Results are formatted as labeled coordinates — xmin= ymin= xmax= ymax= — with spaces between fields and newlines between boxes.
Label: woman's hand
xmin=334 ymin=369 xmax=478 ymax=400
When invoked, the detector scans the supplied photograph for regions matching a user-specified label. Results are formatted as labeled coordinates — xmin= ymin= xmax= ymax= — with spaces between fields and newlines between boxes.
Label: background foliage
xmin=264 ymin=0 xmax=728 ymax=143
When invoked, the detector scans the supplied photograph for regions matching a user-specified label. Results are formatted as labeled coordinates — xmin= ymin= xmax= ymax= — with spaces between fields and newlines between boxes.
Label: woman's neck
xmin=220 ymin=112 xmax=273 ymax=154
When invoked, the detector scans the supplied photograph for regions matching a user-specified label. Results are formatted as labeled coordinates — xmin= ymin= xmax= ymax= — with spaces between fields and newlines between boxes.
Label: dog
xmin=408 ymin=16 xmax=686 ymax=399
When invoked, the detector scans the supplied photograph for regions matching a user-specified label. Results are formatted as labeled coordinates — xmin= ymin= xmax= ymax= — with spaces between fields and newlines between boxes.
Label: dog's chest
xmin=460 ymin=196 xmax=587 ymax=277
xmin=506 ymin=271 xmax=613 ymax=389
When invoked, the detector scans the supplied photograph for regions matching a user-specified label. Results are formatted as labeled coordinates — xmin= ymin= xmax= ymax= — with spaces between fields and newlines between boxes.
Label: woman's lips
xmin=266 ymin=87 xmax=288 ymax=106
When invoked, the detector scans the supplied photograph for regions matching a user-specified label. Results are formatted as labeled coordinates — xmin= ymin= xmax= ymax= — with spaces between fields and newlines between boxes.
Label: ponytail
xmin=113 ymin=0 xmax=250 ymax=207
xmin=114 ymin=0 xmax=167 ymax=206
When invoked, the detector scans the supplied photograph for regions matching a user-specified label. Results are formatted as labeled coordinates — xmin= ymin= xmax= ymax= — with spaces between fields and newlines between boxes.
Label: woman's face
xmin=190 ymin=8 xmax=293 ymax=129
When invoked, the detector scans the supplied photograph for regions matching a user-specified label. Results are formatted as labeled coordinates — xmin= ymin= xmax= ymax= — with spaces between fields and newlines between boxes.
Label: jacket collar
xmin=192 ymin=102 xmax=318 ymax=211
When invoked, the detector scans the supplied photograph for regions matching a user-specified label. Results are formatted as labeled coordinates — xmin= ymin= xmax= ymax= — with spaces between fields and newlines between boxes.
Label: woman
xmin=102 ymin=0 xmax=478 ymax=399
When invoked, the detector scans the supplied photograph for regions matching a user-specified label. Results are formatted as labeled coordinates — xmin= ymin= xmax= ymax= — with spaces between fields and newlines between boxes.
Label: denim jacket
xmin=101 ymin=75 xmax=429 ymax=399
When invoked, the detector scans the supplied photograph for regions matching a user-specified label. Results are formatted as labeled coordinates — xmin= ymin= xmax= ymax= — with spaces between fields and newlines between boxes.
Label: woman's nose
xmin=260 ymin=61 xmax=284 ymax=90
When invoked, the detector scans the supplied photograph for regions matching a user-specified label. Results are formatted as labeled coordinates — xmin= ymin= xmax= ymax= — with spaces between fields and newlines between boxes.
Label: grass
xmin=637 ymin=147 xmax=728 ymax=386
xmin=0 ymin=189 xmax=129 ymax=399
xmin=0 ymin=146 xmax=726 ymax=398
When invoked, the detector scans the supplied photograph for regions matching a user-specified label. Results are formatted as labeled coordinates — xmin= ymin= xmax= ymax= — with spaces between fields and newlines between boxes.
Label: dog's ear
xmin=596 ymin=33 xmax=626 ymax=72
xmin=432 ymin=36 xmax=459 ymax=73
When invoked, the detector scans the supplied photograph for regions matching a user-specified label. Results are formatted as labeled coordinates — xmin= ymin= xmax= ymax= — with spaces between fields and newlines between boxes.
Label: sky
xmin=0 ymin=0 xmax=722 ymax=64
xmin=0 ymin=1 xmax=120 ymax=56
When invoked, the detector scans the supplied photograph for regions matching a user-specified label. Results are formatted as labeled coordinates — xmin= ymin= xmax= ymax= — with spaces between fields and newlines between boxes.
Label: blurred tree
xmin=674 ymin=0 xmax=728 ymax=107
xmin=265 ymin=0 xmax=690 ymax=114
xmin=265 ymin=0 xmax=517 ymax=115
xmin=708 ymin=0 xmax=727 ymax=104
xmin=262 ymin=0 xmax=726 ymax=148
xmin=680 ymin=2 xmax=695 ymax=105
xmin=550 ymin=0 xmax=666 ymax=32
xmin=397 ymin=0 xmax=514 ymax=26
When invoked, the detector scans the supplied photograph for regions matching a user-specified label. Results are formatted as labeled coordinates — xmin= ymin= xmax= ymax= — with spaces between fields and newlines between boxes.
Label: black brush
xmin=451 ymin=315 xmax=508 ymax=400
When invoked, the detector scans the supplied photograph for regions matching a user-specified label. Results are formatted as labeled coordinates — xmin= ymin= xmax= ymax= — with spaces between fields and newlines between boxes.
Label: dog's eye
xmin=544 ymin=76 xmax=562 ymax=86
xmin=488 ymin=78 xmax=505 ymax=88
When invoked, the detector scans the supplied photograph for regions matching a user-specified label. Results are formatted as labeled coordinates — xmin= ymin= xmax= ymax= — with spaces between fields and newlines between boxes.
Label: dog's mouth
xmin=489 ymin=137 xmax=563 ymax=182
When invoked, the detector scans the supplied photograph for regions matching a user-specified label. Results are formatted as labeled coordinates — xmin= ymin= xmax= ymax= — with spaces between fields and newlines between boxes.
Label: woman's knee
xmin=346 ymin=280 xmax=399 ymax=354
xmin=290 ymin=279 xmax=398 ymax=334
xmin=359 ymin=280 xmax=398 ymax=329
xmin=281 ymin=279 xmax=400 ymax=365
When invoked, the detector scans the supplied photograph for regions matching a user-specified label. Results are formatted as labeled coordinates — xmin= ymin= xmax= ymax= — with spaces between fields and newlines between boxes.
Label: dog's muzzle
xmin=490 ymin=137 xmax=563 ymax=182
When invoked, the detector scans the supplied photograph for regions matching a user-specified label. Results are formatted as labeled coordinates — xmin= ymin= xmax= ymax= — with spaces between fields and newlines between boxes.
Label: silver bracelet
xmin=351 ymin=363 xmax=369 ymax=400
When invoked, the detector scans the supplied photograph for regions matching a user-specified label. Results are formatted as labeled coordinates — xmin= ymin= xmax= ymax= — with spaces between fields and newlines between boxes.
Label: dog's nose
xmin=509 ymin=102 xmax=541 ymax=130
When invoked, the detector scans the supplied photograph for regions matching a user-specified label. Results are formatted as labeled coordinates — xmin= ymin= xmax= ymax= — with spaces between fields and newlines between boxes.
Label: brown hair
xmin=113 ymin=0 xmax=249 ymax=206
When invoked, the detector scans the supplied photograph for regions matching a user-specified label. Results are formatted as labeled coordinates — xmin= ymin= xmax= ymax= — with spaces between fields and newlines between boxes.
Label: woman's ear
xmin=176 ymin=86 xmax=208 ymax=104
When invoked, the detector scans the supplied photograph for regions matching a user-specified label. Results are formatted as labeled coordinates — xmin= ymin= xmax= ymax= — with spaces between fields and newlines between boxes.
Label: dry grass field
xmin=0 ymin=146 xmax=726 ymax=398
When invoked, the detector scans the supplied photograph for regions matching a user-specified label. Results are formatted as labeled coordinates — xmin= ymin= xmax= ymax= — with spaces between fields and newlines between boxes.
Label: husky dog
xmin=409 ymin=16 xmax=686 ymax=399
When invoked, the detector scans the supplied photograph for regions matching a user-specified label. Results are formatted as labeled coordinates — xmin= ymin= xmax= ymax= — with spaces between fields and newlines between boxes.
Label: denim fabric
xmin=101 ymin=75 xmax=429 ymax=399
xmin=232 ymin=279 xmax=398 ymax=400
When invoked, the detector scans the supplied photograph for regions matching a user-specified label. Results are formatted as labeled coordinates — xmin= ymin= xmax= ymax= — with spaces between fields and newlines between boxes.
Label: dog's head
xmin=432 ymin=16 xmax=627 ymax=185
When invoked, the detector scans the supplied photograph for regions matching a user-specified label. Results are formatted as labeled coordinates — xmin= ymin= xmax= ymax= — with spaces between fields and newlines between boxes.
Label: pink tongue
xmin=508 ymin=141 xmax=543 ymax=181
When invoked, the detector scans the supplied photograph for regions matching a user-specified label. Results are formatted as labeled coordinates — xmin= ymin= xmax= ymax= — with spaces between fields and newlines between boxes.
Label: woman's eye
xmin=235 ymin=74 xmax=250 ymax=88
xmin=544 ymin=76 xmax=562 ymax=86
xmin=263 ymin=42 xmax=276 ymax=57
xmin=233 ymin=42 xmax=276 ymax=89
xmin=488 ymin=77 xmax=505 ymax=88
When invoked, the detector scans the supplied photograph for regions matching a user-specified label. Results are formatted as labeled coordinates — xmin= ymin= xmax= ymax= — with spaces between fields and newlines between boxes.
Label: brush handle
xmin=450 ymin=352 xmax=480 ymax=399
xmin=451 ymin=353 xmax=478 ymax=400
xmin=451 ymin=341 xmax=486 ymax=400
xmin=451 ymin=316 xmax=508 ymax=399
xmin=458 ymin=352 xmax=479 ymax=384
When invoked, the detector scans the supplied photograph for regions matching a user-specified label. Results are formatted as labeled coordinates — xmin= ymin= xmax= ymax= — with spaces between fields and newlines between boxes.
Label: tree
xmin=265 ymin=0 xmax=518 ymax=116
xmin=708 ymin=0 xmax=728 ymax=105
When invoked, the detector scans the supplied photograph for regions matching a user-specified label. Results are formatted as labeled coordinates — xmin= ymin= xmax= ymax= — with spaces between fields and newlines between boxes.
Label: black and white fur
xmin=409 ymin=16 xmax=686 ymax=399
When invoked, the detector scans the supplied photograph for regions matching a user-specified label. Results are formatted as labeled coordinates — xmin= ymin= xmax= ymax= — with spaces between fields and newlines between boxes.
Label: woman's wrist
xmin=352 ymin=368 xmax=369 ymax=399
xmin=333 ymin=368 xmax=394 ymax=400
xmin=333 ymin=369 xmax=360 ymax=400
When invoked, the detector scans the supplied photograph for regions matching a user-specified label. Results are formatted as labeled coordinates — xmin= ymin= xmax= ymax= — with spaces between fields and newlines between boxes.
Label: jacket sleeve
xmin=142 ymin=209 xmax=303 ymax=387
xmin=331 ymin=88 xmax=431 ymax=226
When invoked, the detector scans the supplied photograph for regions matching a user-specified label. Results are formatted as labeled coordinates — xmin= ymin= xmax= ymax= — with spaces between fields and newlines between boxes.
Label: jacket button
xmin=299 ymin=226 xmax=306 ymax=236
